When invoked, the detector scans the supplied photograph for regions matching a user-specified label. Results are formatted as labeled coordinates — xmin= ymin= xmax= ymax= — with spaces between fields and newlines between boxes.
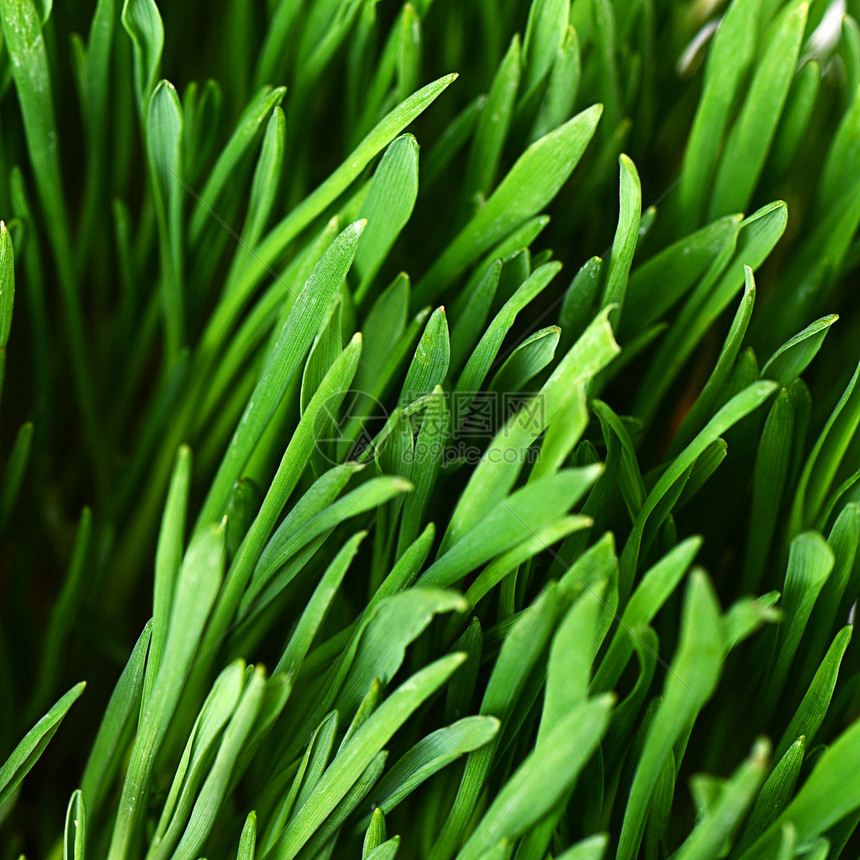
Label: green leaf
xmin=0 ymin=221 xmax=15 ymax=353
xmin=0 ymin=682 xmax=86 ymax=811
xmin=243 ymin=106 xmax=287 ymax=250
xmin=274 ymin=533 xmax=367 ymax=679
xmin=676 ymin=0 xmax=762 ymax=225
xmin=354 ymin=134 xmax=421 ymax=299
xmin=529 ymin=25 xmax=581 ymax=142
xmin=398 ymin=388 xmax=449 ymax=553
xmin=743 ymin=385 xmax=797 ymax=592
xmin=621 ymin=214 xmax=741 ymax=337
xmin=121 ymin=0 xmax=164 ymax=110
xmin=238 ymin=811 xmax=257 ymax=860
xmin=215 ymin=74 xmax=457 ymax=348
xmin=243 ymin=476 xmax=411 ymax=617
xmin=81 ymin=623 xmax=151 ymax=816
xmin=593 ymin=537 xmax=701 ymax=693
xmin=790 ymin=361 xmax=860 ymax=532
xmin=736 ymin=715 xmax=860 ymax=856
xmin=522 ymin=0 xmax=568 ymax=95
xmin=414 ymin=103 xmax=602 ymax=303
xmin=149 ymin=446 xmax=191 ymax=703
xmin=267 ymin=653 xmax=466 ymax=860
xmin=190 ymin=85 xmax=287 ymax=245
xmin=707 ymin=2 xmax=808 ymax=218
xmin=670 ymin=265 xmax=757 ymax=453
xmin=635 ymin=202 xmax=786 ymax=424
xmin=768 ymin=59 xmax=820 ymax=178
xmin=147 ymin=79 xmax=185 ymax=363
xmin=816 ymin=80 xmax=860 ymax=214
xmin=421 ymin=468 xmax=598 ymax=590
xmin=64 ymin=789 xmax=86 ymax=860
xmin=401 ymin=307 xmax=450 ymax=404
xmin=776 ymin=626 xmax=851 ymax=760
xmin=332 ymin=589 xmax=466 ymax=718
xmin=761 ymin=314 xmax=838 ymax=388
xmin=366 ymin=716 xmax=500 ymax=818
xmin=601 ymin=154 xmax=641 ymax=328
xmin=616 ymin=572 xmax=724 ymax=860
xmin=621 ymin=381 xmax=777 ymax=593
xmin=428 ymin=585 xmax=567 ymax=860
xmin=762 ymin=531 xmax=834 ymax=715
xmin=672 ymin=738 xmax=770 ymax=860
xmin=148 ymin=661 xmax=247 ymax=860
xmin=197 ymin=221 xmax=366 ymax=529
xmin=554 ymin=835 xmax=609 ymax=860
xmin=455 ymin=695 xmax=613 ymax=860
xmin=465 ymin=34 xmax=521 ymax=200
xmin=455 ymin=262 xmax=561 ymax=402
xmin=559 ymin=256 xmax=602 ymax=349
xmin=736 ymin=738 xmax=805 ymax=854
xmin=172 ymin=668 xmax=268 ymax=860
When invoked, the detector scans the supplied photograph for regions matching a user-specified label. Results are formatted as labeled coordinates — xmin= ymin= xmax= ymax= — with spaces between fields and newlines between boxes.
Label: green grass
xmin=3 ymin=0 xmax=860 ymax=857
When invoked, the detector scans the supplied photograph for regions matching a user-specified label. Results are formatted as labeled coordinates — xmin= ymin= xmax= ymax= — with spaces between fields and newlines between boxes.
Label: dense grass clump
xmin=4 ymin=0 xmax=860 ymax=857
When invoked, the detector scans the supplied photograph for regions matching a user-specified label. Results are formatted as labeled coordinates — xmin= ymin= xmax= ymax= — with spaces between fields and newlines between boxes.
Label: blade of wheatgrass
xmin=80 ymin=622 xmax=151 ymax=818
xmin=675 ymin=0 xmax=762 ymax=226
xmin=0 ymin=681 xmax=86 ymax=810
xmin=200 ymin=74 xmax=457 ymax=358
xmin=600 ymin=154 xmax=641 ymax=328
xmin=147 ymin=80 xmax=185 ymax=364
xmin=464 ymin=34 xmax=521 ymax=202
xmin=267 ymin=653 xmax=466 ymax=860
xmin=413 ymin=103 xmax=603 ymax=304
xmin=616 ymin=572 xmax=724 ymax=860
xmin=63 ymin=788 xmax=86 ymax=860
xmin=354 ymin=134 xmax=420 ymax=300
xmin=195 ymin=220 xmax=366 ymax=530
xmin=1 ymin=0 xmax=104 ymax=488
xmin=121 ymin=0 xmax=164 ymax=112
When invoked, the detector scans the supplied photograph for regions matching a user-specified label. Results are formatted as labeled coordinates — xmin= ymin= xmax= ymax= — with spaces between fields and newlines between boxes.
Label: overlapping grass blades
xmin=3 ymin=0 xmax=860 ymax=858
